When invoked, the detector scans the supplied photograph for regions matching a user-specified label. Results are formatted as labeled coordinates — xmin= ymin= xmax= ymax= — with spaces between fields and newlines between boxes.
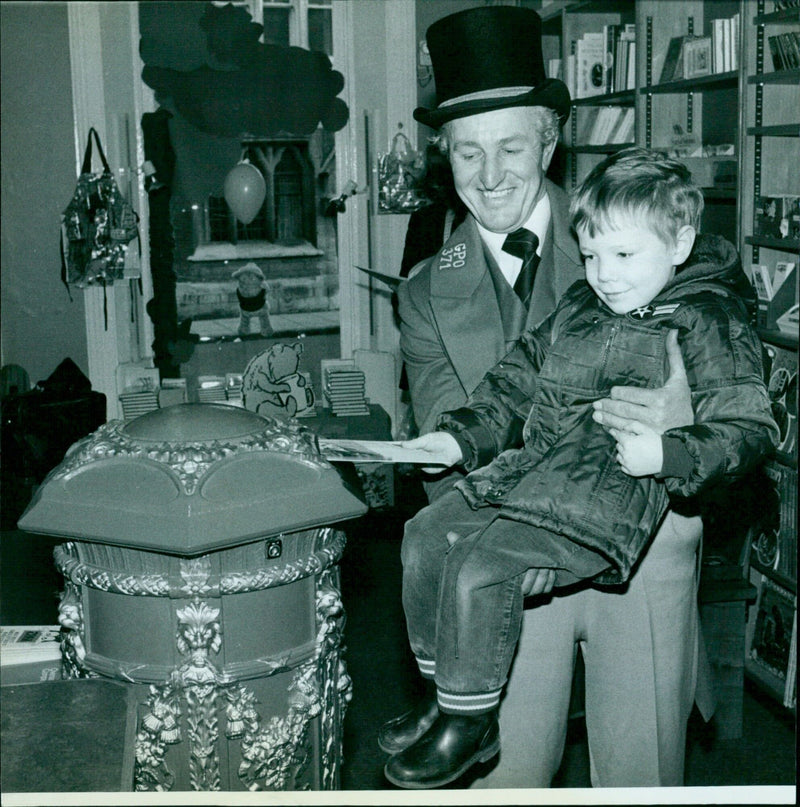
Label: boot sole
xmin=383 ymin=737 xmax=500 ymax=789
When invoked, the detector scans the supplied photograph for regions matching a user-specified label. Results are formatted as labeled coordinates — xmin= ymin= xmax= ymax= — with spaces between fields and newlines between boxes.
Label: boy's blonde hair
xmin=570 ymin=147 xmax=704 ymax=246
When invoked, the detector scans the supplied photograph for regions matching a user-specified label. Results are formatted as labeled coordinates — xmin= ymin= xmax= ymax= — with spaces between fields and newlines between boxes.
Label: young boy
xmin=384 ymin=148 xmax=779 ymax=789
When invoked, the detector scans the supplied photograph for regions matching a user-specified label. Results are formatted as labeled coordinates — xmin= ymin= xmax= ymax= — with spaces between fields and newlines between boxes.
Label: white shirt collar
xmin=476 ymin=193 xmax=551 ymax=286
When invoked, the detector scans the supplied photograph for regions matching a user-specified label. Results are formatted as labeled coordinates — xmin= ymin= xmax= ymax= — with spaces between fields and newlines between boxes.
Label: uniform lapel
xmin=428 ymin=217 xmax=507 ymax=397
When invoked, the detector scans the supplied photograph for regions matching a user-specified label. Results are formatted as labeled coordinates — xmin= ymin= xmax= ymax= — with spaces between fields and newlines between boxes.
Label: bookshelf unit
xmin=739 ymin=0 xmax=798 ymax=714
xmin=542 ymin=0 xmax=799 ymax=714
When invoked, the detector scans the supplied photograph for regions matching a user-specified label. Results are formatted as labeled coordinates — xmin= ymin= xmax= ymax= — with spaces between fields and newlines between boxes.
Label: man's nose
xmin=479 ymin=154 xmax=502 ymax=188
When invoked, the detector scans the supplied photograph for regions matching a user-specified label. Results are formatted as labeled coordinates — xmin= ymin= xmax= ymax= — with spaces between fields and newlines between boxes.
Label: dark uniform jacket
xmin=437 ymin=234 xmax=779 ymax=584
xmin=398 ymin=179 xmax=584 ymax=436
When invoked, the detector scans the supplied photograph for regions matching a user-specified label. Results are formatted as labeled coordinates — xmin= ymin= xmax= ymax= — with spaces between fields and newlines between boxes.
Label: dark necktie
xmin=502 ymin=228 xmax=540 ymax=306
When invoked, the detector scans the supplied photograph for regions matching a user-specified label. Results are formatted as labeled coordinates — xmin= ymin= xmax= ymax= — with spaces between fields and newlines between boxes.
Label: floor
xmin=1 ymin=470 xmax=796 ymax=800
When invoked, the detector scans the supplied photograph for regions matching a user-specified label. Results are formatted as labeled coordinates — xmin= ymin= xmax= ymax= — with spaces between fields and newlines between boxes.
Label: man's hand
xmin=401 ymin=431 xmax=463 ymax=473
xmin=521 ymin=568 xmax=556 ymax=597
xmin=444 ymin=534 xmax=555 ymax=596
xmin=592 ymin=329 xmax=693 ymax=435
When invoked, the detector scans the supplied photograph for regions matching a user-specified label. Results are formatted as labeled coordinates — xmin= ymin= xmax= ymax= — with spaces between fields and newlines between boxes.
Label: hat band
xmin=439 ymin=86 xmax=535 ymax=108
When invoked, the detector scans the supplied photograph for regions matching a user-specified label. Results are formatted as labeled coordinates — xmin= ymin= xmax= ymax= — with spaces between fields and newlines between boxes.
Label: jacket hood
xmin=667 ymin=233 xmax=756 ymax=317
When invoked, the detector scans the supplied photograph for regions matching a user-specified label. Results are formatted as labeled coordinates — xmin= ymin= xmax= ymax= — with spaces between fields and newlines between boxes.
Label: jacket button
xmin=592 ymin=316 xmax=600 ymax=323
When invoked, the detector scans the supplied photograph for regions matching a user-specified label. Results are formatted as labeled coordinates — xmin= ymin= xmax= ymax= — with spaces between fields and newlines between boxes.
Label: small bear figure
xmin=242 ymin=342 xmax=315 ymax=417
xmin=232 ymin=262 xmax=274 ymax=337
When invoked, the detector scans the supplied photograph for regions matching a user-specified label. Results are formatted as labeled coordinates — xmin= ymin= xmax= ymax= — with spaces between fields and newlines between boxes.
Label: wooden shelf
xmin=745 ymin=235 xmax=800 ymax=252
xmin=571 ymin=89 xmax=635 ymax=107
xmin=568 ymin=143 xmax=634 ymax=154
xmin=701 ymin=187 xmax=737 ymax=200
xmin=754 ymin=8 xmax=800 ymax=26
xmin=747 ymin=123 xmax=800 ymax=137
xmin=750 ymin=558 xmax=797 ymax=594
xmin=759 ymin=328 xmax=799 ymax=352
xmin=641 ymin=71 xmax=738 ymax=95
xmin=748 ymin=68 xmax=800 ymax=86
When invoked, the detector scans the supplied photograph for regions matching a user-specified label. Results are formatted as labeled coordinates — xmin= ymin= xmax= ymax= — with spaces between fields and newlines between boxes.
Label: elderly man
xmin=385 ymin=6 xmax=712 ymax=790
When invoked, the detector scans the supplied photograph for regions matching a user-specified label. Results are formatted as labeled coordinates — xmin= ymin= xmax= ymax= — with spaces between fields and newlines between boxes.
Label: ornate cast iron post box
xmin=18 ymin=404 xmax=367 ymax=792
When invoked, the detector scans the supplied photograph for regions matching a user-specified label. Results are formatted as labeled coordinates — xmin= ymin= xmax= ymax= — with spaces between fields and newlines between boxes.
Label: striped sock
xmin=416 ymin=657 xmax=435 ymax=679
xmin=437 ymin=688 xmax=502 ymax=715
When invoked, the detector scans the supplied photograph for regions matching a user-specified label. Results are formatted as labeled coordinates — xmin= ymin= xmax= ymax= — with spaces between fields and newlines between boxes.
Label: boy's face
xmin=576 ymin=219 xmax=694 ymax=315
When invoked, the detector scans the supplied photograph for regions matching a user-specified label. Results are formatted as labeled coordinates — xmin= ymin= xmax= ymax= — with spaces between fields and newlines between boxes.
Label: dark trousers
xmin=401 ymin=487 xmax=609 ymax=714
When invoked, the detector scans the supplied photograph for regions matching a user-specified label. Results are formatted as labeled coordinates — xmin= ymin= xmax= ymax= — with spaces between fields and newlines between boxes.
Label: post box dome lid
xmin=18 ymin=404 xmax=367 ymax=555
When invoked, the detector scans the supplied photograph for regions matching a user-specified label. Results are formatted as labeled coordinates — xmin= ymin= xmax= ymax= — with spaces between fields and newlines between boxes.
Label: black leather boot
xmin=377 ymin=680 xmax=439 ymax=755
xmin=383 ymin=710 xmax=500 ymax=789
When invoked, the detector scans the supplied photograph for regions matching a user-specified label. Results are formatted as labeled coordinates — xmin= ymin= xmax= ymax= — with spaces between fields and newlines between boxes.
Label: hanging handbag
xmin=60 ymin=127 xmax=140 ymax=292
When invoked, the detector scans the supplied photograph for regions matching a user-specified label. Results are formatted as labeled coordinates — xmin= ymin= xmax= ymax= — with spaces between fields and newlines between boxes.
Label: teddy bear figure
xmin=242 ymin=342 xmax=315 ymax=418
xmin=232 ymin=263 xmax=273 ymax=337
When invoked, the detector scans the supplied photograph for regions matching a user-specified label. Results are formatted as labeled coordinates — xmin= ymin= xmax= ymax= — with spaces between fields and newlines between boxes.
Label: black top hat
xmin=414 ymin=6 xmax=571 ymax=129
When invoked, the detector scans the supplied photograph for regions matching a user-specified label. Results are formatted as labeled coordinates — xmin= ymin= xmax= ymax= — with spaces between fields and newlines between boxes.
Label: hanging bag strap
xmin=81 ymin=127 xmax=112 ymax=175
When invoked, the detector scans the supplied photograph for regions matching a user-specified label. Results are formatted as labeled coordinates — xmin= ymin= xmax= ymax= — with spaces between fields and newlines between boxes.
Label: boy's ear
xmin=673 ymin=225 xmax=696 ymax=265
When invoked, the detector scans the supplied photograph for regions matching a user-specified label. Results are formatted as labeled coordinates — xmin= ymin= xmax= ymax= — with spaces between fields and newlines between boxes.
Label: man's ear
xmin=541 ymin=138 xmax=558 ymax=172
xmin=673 ymin=225 xmax=696 ymax=265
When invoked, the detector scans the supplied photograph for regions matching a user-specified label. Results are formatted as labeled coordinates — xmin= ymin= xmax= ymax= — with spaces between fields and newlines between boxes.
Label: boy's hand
xmin=592 ymin=330 xmax=693 ymax=434
xmin=400 ymin=432 xmax=463 ymax=473
xmin=610 ymin=424 xmax=663 ymax=477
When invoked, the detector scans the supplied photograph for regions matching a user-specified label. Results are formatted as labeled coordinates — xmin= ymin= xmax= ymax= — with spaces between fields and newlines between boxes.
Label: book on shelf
xmin=602 ymin=23 xmax=621 ymax=95
xmin=575 ymin=31 xmax=605 ymax=99
xmin=784 ymin=608 xmax=797 ymax=709
xmin=659 ymin=36 xmax=690 ymax=83
xmin=753 ymin=459 xmax=798 ymax=581
xmin=751 ymin=260 xmax=797 ymax=331
xmin=749 ymin=574 xmax=797 ymax=689
xmin=770 ymin=32 xmax=800 ymax=70
xmin=625 ymin=38 xmax=637 ymax=92
xmin=755 ymin=195 xmax=800 ymax=240
xmin=682 ymin=36 xmax=713 ymax=79
xmin=712 ymin=18 xmax=726 ymax=74
xmin=578 ymin=107 xmax=635 ymax=147
xmin=764 ymin=340 xmax=798 ymax=456
xmin=722 ymin=17 xmax=732 ymax=72
xmin=589 ymin=107 xmax=620 ymax=145
xmin=566 ymin=40 xmax=576 ymax=99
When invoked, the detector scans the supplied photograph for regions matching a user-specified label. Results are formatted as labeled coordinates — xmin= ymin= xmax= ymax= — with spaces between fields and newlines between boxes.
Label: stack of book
xmin=567 ymin=24 xmax=636 ymax=100
xmin=158 ymin=378 xmax=187 ymax=408
xmin=119 ymin=382 xmax=159 ymax=420
xmin=579 ymin=106 xmax=635 ymax=146
xmin=750 ymin=259 xmax=796 ymax=331
xmin=1 ymin=625 xmax=62 ymax=684
xmin=768 ymin=31 xmax=800 ymax=70
xmin=196 ymin=375 xmax=227 ymax=403
xmin=324 ymin=367 xmax=369 ymax=416
xmin=225 ymin=373 xmax=244 ymax=406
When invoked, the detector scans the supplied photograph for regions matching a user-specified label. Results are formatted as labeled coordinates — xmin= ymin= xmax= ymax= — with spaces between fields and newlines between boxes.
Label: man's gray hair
xmin=430 ymin=106 xmax=561 ymax=155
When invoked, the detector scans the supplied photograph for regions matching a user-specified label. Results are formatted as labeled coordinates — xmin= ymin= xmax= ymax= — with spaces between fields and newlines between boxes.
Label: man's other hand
xmin=521 ymin=568 xmax=556 ymax=597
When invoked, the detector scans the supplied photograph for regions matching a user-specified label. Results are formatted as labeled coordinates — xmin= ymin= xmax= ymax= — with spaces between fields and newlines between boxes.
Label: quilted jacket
xmin=438 ymin=234 xmax=779 ymax=584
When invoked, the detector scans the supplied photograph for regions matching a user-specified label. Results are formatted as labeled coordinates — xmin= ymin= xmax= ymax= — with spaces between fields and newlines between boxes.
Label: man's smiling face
xmin=447 ymin=106 xmax=552 ymax=234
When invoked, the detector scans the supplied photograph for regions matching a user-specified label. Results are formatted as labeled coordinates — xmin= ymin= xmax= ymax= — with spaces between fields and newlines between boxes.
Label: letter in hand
xmin=400 ymin=432 xmax=463 ymax=473
xmin=592 ymin=329 xmax=693 ymax=435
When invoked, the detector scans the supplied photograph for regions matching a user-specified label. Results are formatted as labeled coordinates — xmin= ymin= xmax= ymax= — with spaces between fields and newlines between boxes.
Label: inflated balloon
xmin=224 ymin=161 xmax=266 ymax=224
